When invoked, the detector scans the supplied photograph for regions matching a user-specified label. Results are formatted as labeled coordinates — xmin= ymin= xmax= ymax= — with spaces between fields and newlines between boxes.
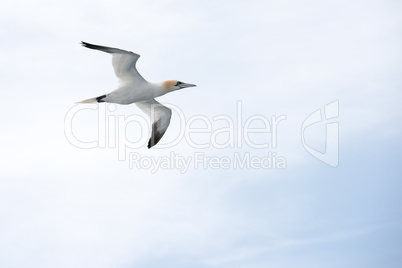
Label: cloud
xmin=1 ymin=0 xmax=401 ymax=267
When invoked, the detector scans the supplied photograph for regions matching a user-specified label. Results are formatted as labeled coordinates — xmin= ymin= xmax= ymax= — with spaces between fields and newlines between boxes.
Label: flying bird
xmin=78 ymin=41 xmax=196 ymax=148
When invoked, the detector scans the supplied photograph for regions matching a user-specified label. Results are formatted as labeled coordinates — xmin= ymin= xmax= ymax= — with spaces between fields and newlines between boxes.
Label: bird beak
xmin=179 ymin=83 xmax=196 ymax=88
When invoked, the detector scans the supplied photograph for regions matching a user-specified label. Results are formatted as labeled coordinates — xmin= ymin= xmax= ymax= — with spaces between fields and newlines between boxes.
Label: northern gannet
xmin=78 ymin=41 xmax=196 ymax=148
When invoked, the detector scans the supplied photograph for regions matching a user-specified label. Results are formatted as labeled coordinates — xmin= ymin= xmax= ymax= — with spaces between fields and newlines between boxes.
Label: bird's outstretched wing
xmin=81 ymin=41 xmax=146 ymax=85
xmin=136 ymin=99 xmax=172 ymax=148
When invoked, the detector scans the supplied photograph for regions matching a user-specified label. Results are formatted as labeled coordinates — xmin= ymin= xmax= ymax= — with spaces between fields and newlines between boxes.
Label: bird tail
xmin=76 ymin=94 xmax=106 ymax=104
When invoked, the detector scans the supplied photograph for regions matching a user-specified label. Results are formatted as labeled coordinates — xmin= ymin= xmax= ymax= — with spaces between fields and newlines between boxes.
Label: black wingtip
xmin=81 ymin=41 xmax=91 ymax=48
xmin=147 ymin=139 xmax=153 ymax=149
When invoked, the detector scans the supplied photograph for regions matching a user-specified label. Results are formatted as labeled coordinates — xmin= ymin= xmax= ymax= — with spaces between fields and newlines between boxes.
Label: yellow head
xmin=162 ymin=80 xmax=196 ymax=92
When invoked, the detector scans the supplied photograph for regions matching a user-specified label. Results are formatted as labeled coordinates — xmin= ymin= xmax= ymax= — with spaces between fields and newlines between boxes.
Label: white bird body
xmin=105 ymin=82 xmax=165 ymax=104
xmin=78 ymin=41 xmax=196 ymax=148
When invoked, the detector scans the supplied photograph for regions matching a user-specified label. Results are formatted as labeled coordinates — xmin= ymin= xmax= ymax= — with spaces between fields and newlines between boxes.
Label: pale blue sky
xmin=0 ymin=0 xmax=401 ymax=267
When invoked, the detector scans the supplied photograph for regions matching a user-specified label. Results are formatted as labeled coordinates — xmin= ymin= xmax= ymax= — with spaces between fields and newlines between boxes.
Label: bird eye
xmin=176 ymin=81 xmax=183 ymax=86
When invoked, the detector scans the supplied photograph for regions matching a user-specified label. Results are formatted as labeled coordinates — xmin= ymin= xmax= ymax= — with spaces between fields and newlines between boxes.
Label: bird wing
xmin=136 ymin=99 xmax=172 ymax=148
xmin=81 ymin=41 xmax=146 ymax=85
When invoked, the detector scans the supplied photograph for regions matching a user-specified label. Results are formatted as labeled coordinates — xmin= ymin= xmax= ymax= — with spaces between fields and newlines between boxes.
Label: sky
xmin=1 ymin=0 xmax=401 ymax=267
